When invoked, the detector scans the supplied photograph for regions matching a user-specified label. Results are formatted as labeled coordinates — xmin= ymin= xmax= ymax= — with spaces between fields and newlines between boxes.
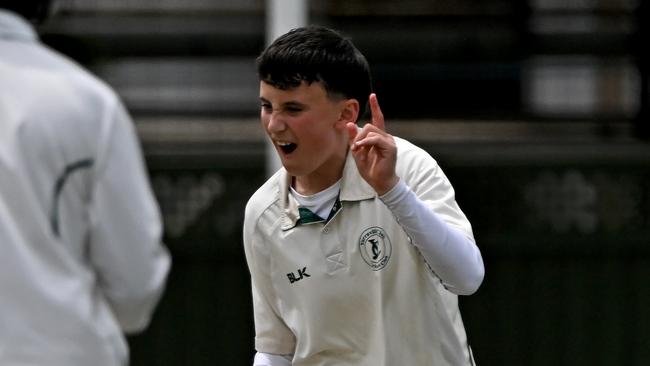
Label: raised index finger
xmin=369 ymin=93 xmax=385 ymax=131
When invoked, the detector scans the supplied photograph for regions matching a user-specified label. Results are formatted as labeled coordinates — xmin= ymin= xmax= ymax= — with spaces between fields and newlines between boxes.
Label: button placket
xmin=321 ymin=220 xmax=345 ymax=273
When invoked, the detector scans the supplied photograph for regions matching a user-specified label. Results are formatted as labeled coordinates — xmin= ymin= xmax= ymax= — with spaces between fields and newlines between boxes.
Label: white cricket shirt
xmin=244 ymin=136 xmax=478 ymax=366
xmin=0 ymin=10 xmax=170 ymax=366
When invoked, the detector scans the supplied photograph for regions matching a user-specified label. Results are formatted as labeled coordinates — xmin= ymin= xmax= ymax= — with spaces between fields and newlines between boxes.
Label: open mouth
xmin=278 ymin=142 xmax=297 ymax=154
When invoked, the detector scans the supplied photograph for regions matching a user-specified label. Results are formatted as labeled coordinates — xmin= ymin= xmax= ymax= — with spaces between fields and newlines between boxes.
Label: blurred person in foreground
xmin=243 ymin=25 xmax=484 ymax=366
xmin=0 ymin=1 xmax=171 ymax=365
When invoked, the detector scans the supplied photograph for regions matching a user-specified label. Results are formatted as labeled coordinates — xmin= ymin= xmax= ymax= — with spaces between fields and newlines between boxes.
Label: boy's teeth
xmin=278 ymin=142 xmax=297 ymax=153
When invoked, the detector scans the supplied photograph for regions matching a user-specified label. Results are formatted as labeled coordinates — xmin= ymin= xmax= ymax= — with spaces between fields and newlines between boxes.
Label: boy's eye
xmin=260 ymin=103 xmax=272 ymax=111
xmin=286 ymin=106 xmax=302 ymax=113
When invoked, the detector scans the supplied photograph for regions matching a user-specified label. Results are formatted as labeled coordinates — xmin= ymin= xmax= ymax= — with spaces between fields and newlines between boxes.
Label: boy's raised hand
xmin=346 ymin=93 xmax=399 ymax=195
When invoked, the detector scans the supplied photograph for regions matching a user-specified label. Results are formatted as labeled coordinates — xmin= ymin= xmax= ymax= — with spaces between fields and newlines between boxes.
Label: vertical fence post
xmin=264 ymin=0 xmax=309 ymax=177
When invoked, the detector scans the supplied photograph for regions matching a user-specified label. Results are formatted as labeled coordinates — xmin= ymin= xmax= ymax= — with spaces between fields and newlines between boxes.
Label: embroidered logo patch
xmin=358 ymin=227 xmax=391 ymax=271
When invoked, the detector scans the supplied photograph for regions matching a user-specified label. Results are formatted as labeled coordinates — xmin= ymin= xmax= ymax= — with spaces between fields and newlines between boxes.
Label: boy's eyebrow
xmin=283 ymin=101 xmax=306 ymax=107
xmin=259 ymin=97 xmax=307 ymax=108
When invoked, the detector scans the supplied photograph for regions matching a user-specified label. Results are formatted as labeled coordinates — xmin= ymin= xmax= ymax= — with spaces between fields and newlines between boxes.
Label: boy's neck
xmin=292 ymin=173 xmax=343 ymax=196
xmin=291 ymin=139 xmax=349 ymax=195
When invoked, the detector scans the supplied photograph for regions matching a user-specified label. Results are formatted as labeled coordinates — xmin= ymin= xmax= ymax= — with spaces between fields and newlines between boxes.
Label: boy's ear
xmin=337 ymin=99 xmax=360 ymax=127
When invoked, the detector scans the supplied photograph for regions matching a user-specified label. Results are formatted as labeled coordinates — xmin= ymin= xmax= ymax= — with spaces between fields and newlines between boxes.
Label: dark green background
xmin=127 ymin=155 xmax=650 ymax=366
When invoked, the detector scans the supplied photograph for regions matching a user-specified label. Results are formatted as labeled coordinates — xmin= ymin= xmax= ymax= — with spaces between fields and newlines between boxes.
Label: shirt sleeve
xmin=87 ymin=98 xmax=171 ymax=333
xmin=253 ymin=352 xmax=293 ymax=366
xmin=243 ymin=206 xmax=296 ymax=354
xmin=382 ymin=149 xmax=484 ymax=295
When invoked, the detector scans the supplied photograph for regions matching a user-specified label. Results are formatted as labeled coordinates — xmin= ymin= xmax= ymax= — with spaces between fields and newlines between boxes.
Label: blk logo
xmin=287 ymin=267 xmax=310 ymax=284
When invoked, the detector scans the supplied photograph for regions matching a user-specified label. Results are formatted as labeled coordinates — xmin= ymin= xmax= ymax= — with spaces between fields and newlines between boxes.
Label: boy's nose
xmin=266 ymin=112 xmax=286 ymax=133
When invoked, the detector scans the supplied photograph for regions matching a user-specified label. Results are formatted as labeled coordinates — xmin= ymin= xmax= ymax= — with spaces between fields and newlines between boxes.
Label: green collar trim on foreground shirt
xmin=296 ymin=197 xmax=342 ymax=226
xmin=297 ymin=207 xmax=324 ymax=225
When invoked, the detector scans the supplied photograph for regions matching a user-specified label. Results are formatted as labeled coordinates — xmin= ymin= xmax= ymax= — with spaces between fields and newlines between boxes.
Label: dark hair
xmin=257 ymin=25 xmax=372 ymax=121
xmin=0 ymin=0 xmax=52 ymax=24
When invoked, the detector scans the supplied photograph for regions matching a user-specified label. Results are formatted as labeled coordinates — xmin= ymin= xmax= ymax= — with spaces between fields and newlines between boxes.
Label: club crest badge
xmin=359 ymin=227 xmax=392 ymax=271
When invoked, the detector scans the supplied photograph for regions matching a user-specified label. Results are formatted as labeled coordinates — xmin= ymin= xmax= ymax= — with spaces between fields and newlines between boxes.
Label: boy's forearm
xmin=380 ymin=179 xmax=485 ymax=295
